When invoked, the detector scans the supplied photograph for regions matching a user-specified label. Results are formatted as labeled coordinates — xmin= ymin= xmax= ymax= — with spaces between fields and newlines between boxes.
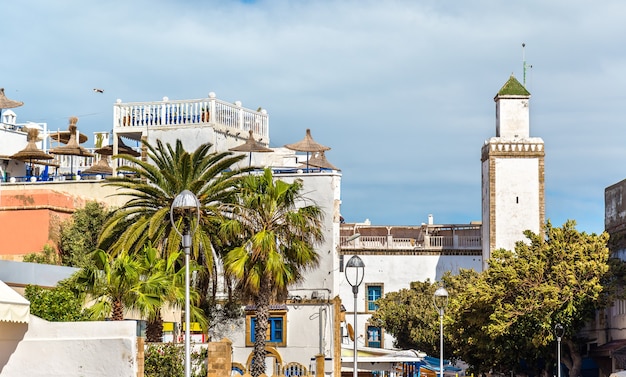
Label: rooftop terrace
xmin=112 ymin=92 xmax=270 ymax=143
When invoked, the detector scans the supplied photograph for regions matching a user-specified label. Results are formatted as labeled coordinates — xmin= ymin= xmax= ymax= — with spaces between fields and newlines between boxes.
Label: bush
xmin=144 ymin=343 xmax=207 ymax=377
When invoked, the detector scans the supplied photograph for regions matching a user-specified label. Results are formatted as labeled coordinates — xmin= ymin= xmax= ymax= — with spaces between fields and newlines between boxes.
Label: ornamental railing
xmin=113 ymin=94 xmax=269 ymax=140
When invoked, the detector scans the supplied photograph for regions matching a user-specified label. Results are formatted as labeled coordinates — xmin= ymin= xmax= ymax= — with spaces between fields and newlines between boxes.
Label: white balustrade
xmin=113 ymin=96 xmax=269 ymax=141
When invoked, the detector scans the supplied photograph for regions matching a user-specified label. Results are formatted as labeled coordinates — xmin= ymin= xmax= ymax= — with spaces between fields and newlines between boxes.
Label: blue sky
xmin=2 ymin=0 xmax=625 ymax=234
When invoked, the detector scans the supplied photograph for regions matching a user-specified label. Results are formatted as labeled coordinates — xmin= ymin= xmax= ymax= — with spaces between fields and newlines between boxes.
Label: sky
xmin=2 ymin=0 xmax=626 ymax=234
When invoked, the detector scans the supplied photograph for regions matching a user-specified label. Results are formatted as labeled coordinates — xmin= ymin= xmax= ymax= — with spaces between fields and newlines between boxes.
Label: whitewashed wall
xmin=0 ymin=316 xmax=137 ymax=377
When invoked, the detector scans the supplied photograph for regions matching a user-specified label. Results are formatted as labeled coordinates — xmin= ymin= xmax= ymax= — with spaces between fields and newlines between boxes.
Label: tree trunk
xmin=251 ymin=280 xmax=272 ymax=377
xmin=111 ymin=299 xmax=124 ymax=320
xmin=146 ymin=309 xmax=164 ymax=342
xmin=564 ymin=338 xmax=582 ymax=377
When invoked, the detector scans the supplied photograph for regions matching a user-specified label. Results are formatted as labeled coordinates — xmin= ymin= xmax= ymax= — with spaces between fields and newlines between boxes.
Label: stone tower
xmin=481 ymin=75 xmax=545 ymax=269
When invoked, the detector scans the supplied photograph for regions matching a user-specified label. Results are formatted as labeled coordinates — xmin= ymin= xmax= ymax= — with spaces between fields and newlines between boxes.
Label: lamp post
xmin=345 ymin=255 xmax=365 ymax=377
xmin=555 ymin=323 xmax=564 ymax=377
xmin=433 ymin=286 xmax=449 ymax=377
xmin=170 ymin=189 xmax=200 ymax=377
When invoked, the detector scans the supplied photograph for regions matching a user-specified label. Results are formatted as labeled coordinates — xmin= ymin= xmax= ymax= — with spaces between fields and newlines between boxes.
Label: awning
xmin=0 ymin=280 xmax=30 ymax=323
xmin=591 ymin=339 xmax=626 ymax=358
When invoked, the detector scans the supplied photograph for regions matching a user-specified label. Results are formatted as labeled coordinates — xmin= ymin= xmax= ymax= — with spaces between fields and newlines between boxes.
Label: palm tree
xmin=140 ymin=243 xmax=206 ymax=342
xmin=221 ymin=168 xmax=324 ymax=377
xmin=97 ymin=139 xmax=249 ymax=325
xmin=77 ymin=248 xmax=164 ymax=321
xmin=99 ymin=138 xmax=248 ymax=260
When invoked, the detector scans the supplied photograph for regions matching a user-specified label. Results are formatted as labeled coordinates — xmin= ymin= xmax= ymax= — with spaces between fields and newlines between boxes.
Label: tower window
xmin=516 ymin=196 xmax=519 ymax=204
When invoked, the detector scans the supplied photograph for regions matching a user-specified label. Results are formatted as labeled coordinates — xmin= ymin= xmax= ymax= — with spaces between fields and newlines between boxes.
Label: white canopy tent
xmin=0 ymin=280 xmax=29 ymax=323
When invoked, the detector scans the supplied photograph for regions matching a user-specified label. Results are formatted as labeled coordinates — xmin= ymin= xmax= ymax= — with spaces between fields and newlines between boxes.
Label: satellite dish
xmin=347 ymin=323 xmax=355 ymax=341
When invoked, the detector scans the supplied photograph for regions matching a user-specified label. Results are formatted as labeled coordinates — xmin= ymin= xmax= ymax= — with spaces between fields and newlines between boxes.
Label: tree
xmin=23 ymin=244 xmax=61 ymax=265
xmin=76 ymin=248 xmax=165 ymax=321
xmin=140 ymin=243 xmax=206 ymax=342
xmin=448 ymin=220 xmax=615 ymax=377
xmin=58 ymin=201 xmax=111 ymax=268
xmin=371 ymin=279 xmax=457 ymax=357
xmin=25 ymin=280 xmax=88 ymax=321
xmin=97 ymin=139 xmax=249 ymax=311
xmin=220 ymin=168 xmax=324 ymax=377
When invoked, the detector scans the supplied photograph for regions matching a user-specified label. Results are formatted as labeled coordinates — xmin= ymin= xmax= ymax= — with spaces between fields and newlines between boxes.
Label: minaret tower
xmin=481 ymin=75 xmax=545 ymax=269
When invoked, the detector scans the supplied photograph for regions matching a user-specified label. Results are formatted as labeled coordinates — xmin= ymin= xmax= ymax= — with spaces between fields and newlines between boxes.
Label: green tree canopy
xmin=448 ymin=220 xmax=615 ymax=376
xmin=25 ymin=281 xmax=88 ymax=322
xmin=371 ymin=221 xmax=623 ymax=377
xmin=58 ymin=201 xmax=111 ymax=268
xmin=372 ymin=280 xmax=442 ymax=354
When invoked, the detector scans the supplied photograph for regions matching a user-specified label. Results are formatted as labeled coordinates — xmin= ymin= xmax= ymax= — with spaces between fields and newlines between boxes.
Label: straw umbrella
xmin=0 ymin=88 xmax=24 ymax=114
xmin=228 ymin=130 xmax=273 ymax=166
xmin=284 ymin=128 xmax=330 ymax=170
xmin=50 ymin=117 xmax=93 ymax=176
xmin=298 ymin=150 xmax=340 ymax=171
xmin=10 ymin=128 xmax=54 ymax=177
xmin=48 ymin=129 xmax=88 ymax=144
xmin=85 ymin=137 xmax=139 ymax=176
xmin=82 ymin=157 xmax=112 ymax=176
xmin=94 ymin=137 xmax=140 ymax=158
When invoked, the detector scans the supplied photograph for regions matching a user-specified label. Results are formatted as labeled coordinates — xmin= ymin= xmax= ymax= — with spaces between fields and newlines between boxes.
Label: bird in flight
xmin=93 ymin=88 xmax=104 ymax=93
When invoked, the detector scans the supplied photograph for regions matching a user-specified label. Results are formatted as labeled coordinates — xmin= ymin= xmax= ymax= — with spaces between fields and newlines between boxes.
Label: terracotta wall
xmin=0 ymin=190 xmax=82 ymax=259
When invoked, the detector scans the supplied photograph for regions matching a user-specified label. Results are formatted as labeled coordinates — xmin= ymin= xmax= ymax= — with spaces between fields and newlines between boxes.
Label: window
xmin=367 ymin=284 xmax=383 ymax=311
xmin=251 ymin=317 xmax=283 ymax=343
xmin=246 ymin=310 xmax=287 ymax=347
xmin=367 ymin=325 xmax=382 ymax=348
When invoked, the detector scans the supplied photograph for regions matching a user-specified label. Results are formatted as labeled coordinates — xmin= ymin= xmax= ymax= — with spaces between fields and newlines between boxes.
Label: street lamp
xmin=170 ymin=189 xmax=200 ymax=377
xmin=555 ymin=323 xmax=564 ymax=377
xmin=433 ymin=286 xmax=449 ymax=377
xmin=345 ymin=255 xmax=365 ymax=377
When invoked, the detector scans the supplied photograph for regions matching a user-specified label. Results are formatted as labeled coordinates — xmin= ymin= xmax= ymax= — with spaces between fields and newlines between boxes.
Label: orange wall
xmin=0 ymin=190 xmax=82 ymax=259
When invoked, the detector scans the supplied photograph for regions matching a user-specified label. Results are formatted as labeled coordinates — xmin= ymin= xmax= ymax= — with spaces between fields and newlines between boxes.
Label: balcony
xmin=339 ymin=224 xmax=482 ymax=254
xmin=112 ymin=93 xmax=269 ymax=142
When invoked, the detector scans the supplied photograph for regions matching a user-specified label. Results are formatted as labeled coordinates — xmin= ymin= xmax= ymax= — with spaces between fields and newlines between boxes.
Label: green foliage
xmin=144 ymin=343 xmax=184 ymax=377
xmin=25 ymin=282 xmax=88 ymax=321
xmin=448 ymin=220 xmax=613 ymax=376
xmin=58 ymin=201 xmax=111 ymax=268
xmin=98 ymin=138 xmax=248 ymax=260
xmin=23 ymin=244 xmax=61 ymax=265
xmin=373 ymin=220 xmax=618 ymax=377
xmin=221 ymin=168 xmax=324 ymax=377
xmin=144 ymin=343 xmax=207 ymax=377
xmin=372 ymin=280 xmax=439 ymax=353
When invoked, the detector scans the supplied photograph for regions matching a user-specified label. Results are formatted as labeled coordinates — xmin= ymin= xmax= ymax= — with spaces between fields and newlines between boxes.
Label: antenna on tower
xmin=522 ymin=43 xmax=532 ymax=88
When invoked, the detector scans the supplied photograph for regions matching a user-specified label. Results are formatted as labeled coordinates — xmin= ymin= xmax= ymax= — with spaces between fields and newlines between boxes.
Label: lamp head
xmin=554 ymin=323 xmax=564 ymax=338
xmin=170 ymin=190 xmax=201 ymax=238
xmin=172 ymin=189 xmax=201 ymax=211
xmin=345 ymin=255 xmax=365 ymax=289
xmin=433 ymin=286 xmax=449 ymax=312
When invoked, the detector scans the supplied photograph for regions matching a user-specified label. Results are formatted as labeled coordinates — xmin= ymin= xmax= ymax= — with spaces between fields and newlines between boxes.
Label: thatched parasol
xmin=95 ymin=137 xmax=140 ymax=157
xmin=10 ymin=128 xmax=54 ymax=175
xmin=229 ymin=130 xmax=273 ymax=166
xmin=82 ymin=156 xmax=112 ymax=176
xmin=49 ymin=130 xmax=88 ymax=144
xmin=50 ymin=116 xmax=94 ymax=175
xmin=0 ymin=88 xmax=24 ymax=110
xmin=298 ymin=150 xmax=339 ymax=171
xmin=285 ymin=128 xmax=330 ymax=170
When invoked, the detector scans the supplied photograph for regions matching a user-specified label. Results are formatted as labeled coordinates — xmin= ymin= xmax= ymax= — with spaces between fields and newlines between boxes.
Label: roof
xmin=496 ymin=75 xmax=531 ymax=97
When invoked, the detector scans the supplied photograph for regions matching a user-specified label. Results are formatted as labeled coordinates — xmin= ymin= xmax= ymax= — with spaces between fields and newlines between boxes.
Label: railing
xmin=340 ymin=235 xmax=482 ymax=251
xmin=113 ymin=94 xmax=269 ymax=140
